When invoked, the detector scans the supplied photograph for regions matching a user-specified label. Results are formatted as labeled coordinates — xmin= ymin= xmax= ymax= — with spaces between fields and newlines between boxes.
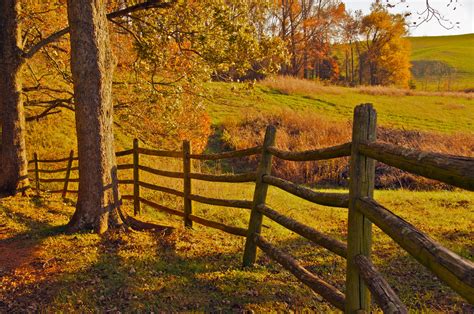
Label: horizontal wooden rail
xmin=263 ymin=175 xmax=349 ymax=208
xmin=138 ymin=147 xmax=183 ymax=158
xmin=188 ymin=215 xmax=247 ymax=237
xmin=116 ymin=149 xmax=133 ymax=157
xmin=138 ymin=181 xmax=184 ymax=197
xmin=267 ymin=142 xmax=351 ymax=161
xmin=35 ymin=167 xmax=69 ymax=174
xmin=188 ymin=194 xmax=253 ymax=209
xmin=122 ymin=195 xmax=134 ymax=200
xmin=117 ymin=164 xmax=134 ymax=170
xmin=39 ymin=178 xmax=79 ymax=183
xmin=354 ymin=254 xmax=407 ymax=313
xmin=254 ymin=234 xmax=346 ymax=310
xmin=257 ymin=205 xmax=347 ymax=258
xmin=138 ymin=165 xmax=184 ymax=178
xmin=30 ymin=166 xmax=78 ymax=173
xmin=189 ymin=146 xmax=262 ymax=160
xmin=118 ymin=179 xmax=134 ymax=185
xmin=356 ymin=197 xmax=474 ymax=303
xmin=189 ymin=172 xmax=256 ymax=183
xmin=32 ymin=156 xmax=77 ymax=163
xmin=139 ymin=197 xmax=185 ymax=217
xmin=359 ymin=142 xmax=474 ymax=191
xmin=49 ymin=189 xmax=78 ymax=194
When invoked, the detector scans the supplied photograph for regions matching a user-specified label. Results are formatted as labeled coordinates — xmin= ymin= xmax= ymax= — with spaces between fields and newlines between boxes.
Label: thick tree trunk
xmin=66 ymin=0 xmax=122 ymax=233
xmin=0 ymin=0 xmax=29 ymax=196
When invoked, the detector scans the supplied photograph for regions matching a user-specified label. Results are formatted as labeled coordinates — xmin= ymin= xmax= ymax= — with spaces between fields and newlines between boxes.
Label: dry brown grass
xmin=220 ymin=110 xmax=474 ymax=189
xmin=260 ymin=76 xmax=342 ymax=95
xmin=357 ymin=85 xmax=474 ymax=99
xmin=260 ymin=75 xmax=474 ymax=99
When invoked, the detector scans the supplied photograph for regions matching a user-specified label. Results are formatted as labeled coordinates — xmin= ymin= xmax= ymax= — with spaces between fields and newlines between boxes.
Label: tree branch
xmin=23 ymin=0 xmax=175 ymax=59
xmin=25 ymin=98 xmax=74 ymax=122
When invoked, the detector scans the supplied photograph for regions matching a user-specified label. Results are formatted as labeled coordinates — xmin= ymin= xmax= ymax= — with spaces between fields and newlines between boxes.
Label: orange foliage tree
xmin=268 ymin=0 xmax=345 ymax=80
xmin=359 ymin=2 xmax=411 ymax=87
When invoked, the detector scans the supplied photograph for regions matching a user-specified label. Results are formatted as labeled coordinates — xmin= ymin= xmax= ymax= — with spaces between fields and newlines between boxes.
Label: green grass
xmin=205 ymin=82 xmax=474 ymax=134
xmin=1 ymin=184 xmax=472 ymax=311
xmin=408 ymin=34 xmax=474 ymax=90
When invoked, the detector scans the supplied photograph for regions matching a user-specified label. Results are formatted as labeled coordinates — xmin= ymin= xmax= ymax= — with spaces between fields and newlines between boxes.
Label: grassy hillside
xmin=205 ymin=79 xmax=474 ymax=134
xmin=408 ymin=34 xmax=474 ymax=90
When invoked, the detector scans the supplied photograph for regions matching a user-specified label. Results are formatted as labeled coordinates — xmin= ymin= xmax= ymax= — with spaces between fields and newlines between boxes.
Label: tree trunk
xmin=66 ymin=0 xmax=122 ymax=233
xmin=351 ymin=44 xmax=355 ymax=84
xmin=0 ymin=0 xmax=29 ymax=196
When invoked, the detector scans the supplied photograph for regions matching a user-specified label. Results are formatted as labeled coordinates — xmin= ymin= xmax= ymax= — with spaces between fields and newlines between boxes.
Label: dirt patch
xmin=0 ymin=240 xmax=42 ymax=273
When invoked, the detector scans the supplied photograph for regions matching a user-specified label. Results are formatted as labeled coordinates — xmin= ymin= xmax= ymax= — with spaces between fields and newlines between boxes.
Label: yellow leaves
xmin=360 ymin=4 xmax=411 ymax=87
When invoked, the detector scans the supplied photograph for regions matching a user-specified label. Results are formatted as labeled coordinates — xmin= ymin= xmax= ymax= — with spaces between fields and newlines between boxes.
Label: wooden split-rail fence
xmin=29 ymin=104 xmax=474 ymax=313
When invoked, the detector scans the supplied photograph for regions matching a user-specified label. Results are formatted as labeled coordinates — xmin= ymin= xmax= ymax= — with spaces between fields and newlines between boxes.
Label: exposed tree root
xmin=116 ymin=204 xmax=174 ymax=235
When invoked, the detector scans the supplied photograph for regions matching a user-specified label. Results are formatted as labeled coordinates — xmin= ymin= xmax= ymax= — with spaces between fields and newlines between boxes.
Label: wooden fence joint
xmin=62 ymin=150 xmax=74 ymax=198
xmin=183 ymin=140 xmax=192 ymax=228
xmin=133 ymin=138 xmax=140 ymax=215
xmin=242 ymin=125 xmax=276 ymax=267
xmin=33 ymin=152 xmax=40 ymax=196
xmin=345 ymin=103 xmax=377 ymax=313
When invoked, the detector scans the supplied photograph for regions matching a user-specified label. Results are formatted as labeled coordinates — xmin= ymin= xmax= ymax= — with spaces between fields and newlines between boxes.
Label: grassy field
xmin=409 ymin=33 xmax=474 ymax=90
xmin=2 ymin=75 xmax=472 ymax=311
xmin=1 ymin=181 xmax=472 ymax=311
xmin=205 ymin=79 xmax=474 ymax=134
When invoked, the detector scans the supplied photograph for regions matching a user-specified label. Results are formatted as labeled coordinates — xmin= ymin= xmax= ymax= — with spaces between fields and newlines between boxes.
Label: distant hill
xmin=408 ymin=33 xmax=474 ymax=91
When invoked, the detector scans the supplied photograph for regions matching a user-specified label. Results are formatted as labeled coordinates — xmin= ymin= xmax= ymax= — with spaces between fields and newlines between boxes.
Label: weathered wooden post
xmin=62 ymin=150 xmax=74 ymax=198
xmin=242 ymin=125 xmax=276 ymax=267
xmin=346 ymin=104 xmax=377 ymax=313
xmin=133 ymin=138 xmax=140 ymax=215
xmin=183 ymin=140 xmax=192 ymax=227
xmin=33 ymin=152 xmax=40 ymax=196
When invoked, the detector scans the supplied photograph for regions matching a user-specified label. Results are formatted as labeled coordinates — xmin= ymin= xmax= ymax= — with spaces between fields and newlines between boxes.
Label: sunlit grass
xmin=205 ymin=80 xmax=474 ymax=134
xmin=1 ymin=185 xmax=472 ymax=311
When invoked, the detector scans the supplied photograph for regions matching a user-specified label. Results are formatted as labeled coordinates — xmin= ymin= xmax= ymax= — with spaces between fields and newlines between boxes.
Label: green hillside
xmin=408 ymin=34 xmax=474 ymax=90
xmin=205 ymin=80 xmax=474 ymax=134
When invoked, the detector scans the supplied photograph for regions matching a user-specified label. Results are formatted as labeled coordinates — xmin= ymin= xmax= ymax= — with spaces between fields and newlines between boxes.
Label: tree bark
xmin=66 ymin=0 xmax=122 ymax=233
xmin=0 ymin=0 xmax=29 ymax=196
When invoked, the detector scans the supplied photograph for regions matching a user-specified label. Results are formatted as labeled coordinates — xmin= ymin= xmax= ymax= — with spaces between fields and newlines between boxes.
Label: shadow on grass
xmin=2 ymin=201 xmax=470 ymax=312
xmin=0 ymin=220 xmax=341 ymax=312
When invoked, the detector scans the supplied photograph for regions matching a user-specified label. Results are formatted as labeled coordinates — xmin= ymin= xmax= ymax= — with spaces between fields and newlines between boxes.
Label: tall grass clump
xmin=357 ymin=85 xmax=474 ymax=99
xmin=219 ymin=110 xmax=474 ymax=189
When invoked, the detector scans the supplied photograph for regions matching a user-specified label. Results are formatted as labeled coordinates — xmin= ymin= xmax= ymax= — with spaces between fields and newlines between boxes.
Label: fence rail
xmin=267 ymin=142 xmax=351 ymax=161
xmin=29 ymin=103 xmax=474 ymax=311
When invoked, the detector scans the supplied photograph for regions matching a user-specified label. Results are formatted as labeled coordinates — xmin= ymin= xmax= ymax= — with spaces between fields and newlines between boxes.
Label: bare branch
xmin=25 ymin=98 xmax=74 ymax=122
xmin=23 ymin=0 xmax=176 ymax=59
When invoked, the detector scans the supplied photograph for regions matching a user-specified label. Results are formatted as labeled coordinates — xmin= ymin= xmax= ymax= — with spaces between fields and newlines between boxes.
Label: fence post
xmin=183 ymin=140 xmax=192 ymax=227
xmin=242 ymin=125 xmax=276 ymax=267
xmin=62 ymin=150 xmax=74 ymax=198
xmin=346 ymin=104 xmax=377 ymax=313
xmin=33 ymin=152 xmax=40 ymax=196
xmin=133 ymin=138 xmax=140 ymax=215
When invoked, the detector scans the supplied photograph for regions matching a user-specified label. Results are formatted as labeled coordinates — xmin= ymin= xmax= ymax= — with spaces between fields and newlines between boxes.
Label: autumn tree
xmin=0 ymin=1 xmax=173 ymax=197
xmin=268 ymin=0 xmax=345 ymax=79
xmin=64 ymin=0 xmax=123 ymax=233
xmin=359 ymin=3 xmax=411 ymax=86
xmin=109 ymin=0 xmax=286 ymax=150
xmin=0 ymin=1 xmax=29 ymax=196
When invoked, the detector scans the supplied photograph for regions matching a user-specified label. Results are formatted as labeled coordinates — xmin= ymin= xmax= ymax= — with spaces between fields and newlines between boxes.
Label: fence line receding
xmin=29 ymin=103 xmax=474 ymax=312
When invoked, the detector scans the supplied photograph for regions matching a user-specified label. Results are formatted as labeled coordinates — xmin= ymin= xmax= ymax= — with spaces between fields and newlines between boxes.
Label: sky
xmin=344 ymin=0 xmax=474 ymax=37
